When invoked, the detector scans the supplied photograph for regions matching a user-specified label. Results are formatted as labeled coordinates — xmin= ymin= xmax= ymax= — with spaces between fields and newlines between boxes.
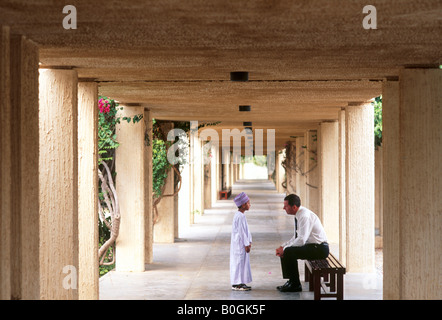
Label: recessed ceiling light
xmin=230 ymin=71 xmax=249 ymax=82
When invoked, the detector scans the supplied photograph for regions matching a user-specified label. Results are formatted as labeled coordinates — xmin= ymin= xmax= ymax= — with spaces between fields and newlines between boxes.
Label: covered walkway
xmin=100 ymin=179 xmax=382 ymax=300
xmin=1 ymin=1 xmax=440 ymax=300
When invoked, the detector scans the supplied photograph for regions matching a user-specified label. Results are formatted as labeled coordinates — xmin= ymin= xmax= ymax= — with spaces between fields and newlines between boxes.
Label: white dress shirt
xmin=282 ymin=206 xmax=328 ymax=249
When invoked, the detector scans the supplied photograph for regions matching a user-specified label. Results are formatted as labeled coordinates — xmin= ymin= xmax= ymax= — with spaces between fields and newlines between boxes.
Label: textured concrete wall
xmin=338 ymin=109 xmax=347 ymax=265
xmin=345 ymin=102 xmax=375 ymax=273
xmin=305 ymin=130 xmax=319 ymax=214
xmin=0 ymin=25 xmax=12 ymax=300
xmin=77 ymin=81 xmax=98 ymax=300
xmin=39 ymin=69 xmax=78 ymax=299
xmin=144 ymin=109 xmax=153 ymax=264
xmin=295 ymin=137 xmax=306 ymax=201
xmin=382 ymin=80 xmax=400 ymax=299
xmin=284 ymin=141 xmax=296 ymax=195
xmin=115 ymin=106 xmax=146 ymax=272
xmin=319 ymin=122 xmax=339 ymax=244
xmin=154 ymin=122 xmax=175 ymax=243
xmin=9 ymin=35 xmax=40 ymax=300
xmin=398 ymin=69 xmax=441 ymax=299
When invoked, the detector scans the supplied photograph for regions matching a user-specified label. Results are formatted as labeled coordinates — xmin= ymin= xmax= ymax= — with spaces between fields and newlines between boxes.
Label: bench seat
xmin=304 ymin=253 xmax=346 ymax=300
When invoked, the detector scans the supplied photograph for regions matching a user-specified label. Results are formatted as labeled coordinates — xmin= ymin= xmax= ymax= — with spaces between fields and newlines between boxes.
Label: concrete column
xmin=0 ymin=25 xmax=12 ymax=300
xmin=154 ymin=166 xmax=175 ymax=242
xmin=222 ymin=150 xmax=230 ymax=190
xmin=345 ymin=102 xmax=375 ymax=273
xmin=319 ymin=122 xmax=339 ymax=244
xmin=189 ymin=125 xmax=195 ymax=223
xmin=383 ymin=68 xmax=441 ymax=299
xmin=200 ymin=141 xmax=205 ymax=211
xmin=115 ymin=105 xmax=146 ymax=272
xmin=144 ymin=109 xmax=153 ymax=263
xmin=193 ymin=132 xmax=203 ymax=214
xmin=285 ymin=141 xmax=297 ymax=195
xmin=178 ymin=149 xmax=190 ymax=233
xmin=277 ymin=150 xmax=285 ymax=193
xmin=274 ymin=151 xmax=280 ymax=190
xmin=39 ymin=68 xmax=78 ymax=299
xmin=210 ymin=144 xmax=219 ymax=205
xmin=203 ymin=161 xmax=212 ymax=209
xmin=295 ymin=136 xmax=306 ymax=200
xmin=154 ymin=122 xmax=175 ymax=243
xmin=77 ymin=81 xmax=98 ymax=300
xmin=374 ymin=145 xmax=383 ymax=249
xmin=338 ymin=109 xmax=347 ymax=265
xmin=382 ymin=80 xmax=400 ymax=299
xmin=9 ymin=34 xmax=40 ymax=300
xmin=305 ymin=130 xmax=319 ymax=214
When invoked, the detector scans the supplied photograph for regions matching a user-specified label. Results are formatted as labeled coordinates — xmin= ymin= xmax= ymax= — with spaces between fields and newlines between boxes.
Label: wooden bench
xmin=304 ymin=253 xmax=346 ymax=300
xmin=219 ymin=189 xmax=231 ymax=200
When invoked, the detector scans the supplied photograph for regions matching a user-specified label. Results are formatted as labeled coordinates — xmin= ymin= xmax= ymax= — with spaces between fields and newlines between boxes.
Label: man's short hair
xmin=284 ymin=194 xmax=301 ymax=207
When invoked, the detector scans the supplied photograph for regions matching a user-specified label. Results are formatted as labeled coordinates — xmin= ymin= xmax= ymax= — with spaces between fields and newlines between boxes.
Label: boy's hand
xmin=245 ymin=244 xmax=251 ymax=253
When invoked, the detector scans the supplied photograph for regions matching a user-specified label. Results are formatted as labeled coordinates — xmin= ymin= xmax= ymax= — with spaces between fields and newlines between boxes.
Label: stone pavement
xmin=99 ymin=179 xmax=382 ymax=300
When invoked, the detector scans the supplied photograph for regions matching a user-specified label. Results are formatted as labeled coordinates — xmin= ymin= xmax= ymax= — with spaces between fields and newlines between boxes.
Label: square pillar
xmin=319 ymin=121 xmax=339 ymax=244
xmin=77 ymin=81 xmax=98 ymax=300
xmin=285 ymin=141 xmax=296 ymax=195
xmin=295 ymin=136 xmax=306 ymax=200
xmin=382 ymin=79 xmax=400 ymax=299
xmin=345 ymin=102 xmax=375 ymax=273
xmin=383 ymin=68 xmax=441 ymax=299
xmin=210 ymin=144 xmax=219 ymax=205
xmin=144 ymin=109 xmax=153 ymax=264
xmin=305 ymin=130 xmax=319 ymax=214
xmin=39 ymin=68 xmax=79 ymax=299
xmin=277 ymin=150 xmax=286 ymax=193
xmin=8 ymin=34 xmax=40 ymax=300
xmin=203 ymin=161 xmax=212 ymax=210
xmin=0 ymin=25 xmax=12 ymax=300
xmin=154 ymin=122 xmax=175 ymax=243
xmin=338 ymin=109 xmax=347 ymax=265
xmin=115 ymin=105 xmax=146 ymax=272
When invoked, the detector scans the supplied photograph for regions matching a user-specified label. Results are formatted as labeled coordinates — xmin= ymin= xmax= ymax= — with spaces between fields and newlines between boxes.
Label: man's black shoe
xmin=276 ymin=280 xmax=292 ymax=291
xmin=279 ymin=283 xmax=302 ymax=292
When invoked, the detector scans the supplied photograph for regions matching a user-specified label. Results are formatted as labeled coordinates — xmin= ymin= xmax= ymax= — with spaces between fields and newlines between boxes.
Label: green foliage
xmin=152 ymin=138 xmax=172 ymax=198
xmin=373 ymin=95 xmax=382 ymax=149
xmin=98 ymin=96 xmax=144 ymax=163
xmin=252 ymin=155 xmax=267 ymax=167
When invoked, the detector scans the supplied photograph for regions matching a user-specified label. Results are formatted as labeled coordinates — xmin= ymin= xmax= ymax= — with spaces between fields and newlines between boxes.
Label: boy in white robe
xmin=230 ymin=192 xmax=252 ymax=291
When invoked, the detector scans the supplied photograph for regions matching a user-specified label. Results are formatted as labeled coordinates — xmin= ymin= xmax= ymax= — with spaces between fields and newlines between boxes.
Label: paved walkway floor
xmin=100 ymin=179 xmax=383 ymax=300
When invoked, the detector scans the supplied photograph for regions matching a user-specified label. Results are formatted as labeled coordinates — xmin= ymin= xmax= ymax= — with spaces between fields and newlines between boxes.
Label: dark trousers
xmin=280 ymin=243 xmax=329 ymax=286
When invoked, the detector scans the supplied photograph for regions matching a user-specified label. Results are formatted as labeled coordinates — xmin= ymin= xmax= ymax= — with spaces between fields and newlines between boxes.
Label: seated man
xmin=275 ymin=194 xmax=329 ymax=292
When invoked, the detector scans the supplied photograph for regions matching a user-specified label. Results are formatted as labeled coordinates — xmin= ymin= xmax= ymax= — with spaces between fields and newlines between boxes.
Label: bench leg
xmin=313 ymin=272 xmax=321 ymax=300
xmin=330 ymin=272 xmax=336 ymax=292
xmin=305 ymin=264 xmax=314 ymax=291
xmin=304 ymin=264 xmax=309 ymax=282
xmin=323 ymin=272 xmax=329 ymax=283
xmin=337 ymin=273 xmax=344 ymax=300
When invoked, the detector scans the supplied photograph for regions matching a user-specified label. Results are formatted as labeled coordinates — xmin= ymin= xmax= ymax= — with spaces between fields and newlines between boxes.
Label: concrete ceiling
xmin=1 ymin=0 xmax=441 ymax=150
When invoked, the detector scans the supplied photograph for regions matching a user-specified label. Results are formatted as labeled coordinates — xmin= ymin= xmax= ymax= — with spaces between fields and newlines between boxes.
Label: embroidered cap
xmin=234 ymin=192 xmax=250 ymax=207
